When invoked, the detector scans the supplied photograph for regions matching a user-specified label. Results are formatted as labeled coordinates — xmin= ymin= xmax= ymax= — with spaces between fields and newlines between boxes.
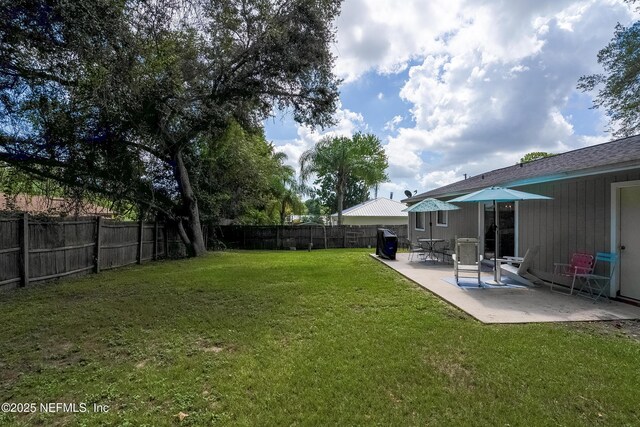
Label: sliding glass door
xmin=482 ymin=202 xmax=515 ymax=259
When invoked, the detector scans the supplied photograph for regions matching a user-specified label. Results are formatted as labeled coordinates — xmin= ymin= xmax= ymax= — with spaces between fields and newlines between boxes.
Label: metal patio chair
xmin=551 ymin=252 xmax=594 ymax=295
xmin=575 ymin=252 xmax=618 ymax=302
xmin=436 ymin=238 xmax=456 ymax=264
xmin=407 ymin=239 xmax=426 ymax=262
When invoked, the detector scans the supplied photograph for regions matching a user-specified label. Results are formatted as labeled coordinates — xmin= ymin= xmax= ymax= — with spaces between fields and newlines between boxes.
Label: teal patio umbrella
xmin=403 ymin=198 xmax=460 ymax=243
xmin=449 ymin=187 xmax=552 ymax=283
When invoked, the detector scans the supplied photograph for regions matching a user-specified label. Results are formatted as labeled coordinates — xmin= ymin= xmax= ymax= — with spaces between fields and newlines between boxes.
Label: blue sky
xmin=265 ymin=0 xmax=637 ymax=199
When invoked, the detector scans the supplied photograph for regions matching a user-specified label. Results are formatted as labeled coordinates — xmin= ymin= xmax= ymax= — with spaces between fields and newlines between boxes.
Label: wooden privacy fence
xmin=0 ymin=214 xmax=187 ymax=290
xmin=1 ymin=217 xmax=408 ymax=289
xmin=213 ymin=224 xmax=408 ymax=250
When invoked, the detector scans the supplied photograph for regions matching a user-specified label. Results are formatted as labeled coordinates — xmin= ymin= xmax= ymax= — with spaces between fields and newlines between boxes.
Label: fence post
xmin=164 ymin=222 xmax=169 ymax=258
xmin=276 ymin=226 xmax=280 ymax=250
xmin=20 ymin=213 xmax=29 ymax=287
xmin=137 ymin=217 xmax=144 ymax=264
xmin=95 ymin=216 xmax=102 ymax=273
xmin=343 ymin=225 xmax=347 ymax=248
xmin=153 ymin=219 xmax=159 ymax=261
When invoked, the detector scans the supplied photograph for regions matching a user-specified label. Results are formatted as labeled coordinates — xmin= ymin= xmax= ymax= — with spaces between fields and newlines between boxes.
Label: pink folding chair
xmin=551 ymin=252 xmax=594 ymax=295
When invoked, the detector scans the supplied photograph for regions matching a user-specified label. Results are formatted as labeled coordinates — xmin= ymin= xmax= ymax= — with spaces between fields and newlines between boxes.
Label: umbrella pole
xmin=494 ymin=200 xmax=499 ymax=282
xmin=429 ymin=212 xmax=433 ymax=260
xmin=429 ymin=212 xmax=433 ymax=241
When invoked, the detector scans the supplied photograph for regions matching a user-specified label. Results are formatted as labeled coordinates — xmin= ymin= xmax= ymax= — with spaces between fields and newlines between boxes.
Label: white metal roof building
xmin=330 ymin=197 xmax=408 ymax=226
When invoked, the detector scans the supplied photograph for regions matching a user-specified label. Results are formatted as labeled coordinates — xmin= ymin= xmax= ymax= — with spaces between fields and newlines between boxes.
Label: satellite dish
xmin=404 ymin=190 xmax=412 ymax=198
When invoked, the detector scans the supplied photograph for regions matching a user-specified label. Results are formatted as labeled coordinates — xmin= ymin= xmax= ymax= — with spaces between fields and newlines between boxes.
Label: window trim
xmin=415 ymin=212 xmax=425 ymax=231
xmin=436 ymin=210 xmax=448 ymax=227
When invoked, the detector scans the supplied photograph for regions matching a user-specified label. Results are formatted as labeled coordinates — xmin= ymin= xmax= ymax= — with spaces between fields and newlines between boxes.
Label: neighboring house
xmin=402 ymin=134 xmax=640 ymax=302
xmin=330 ymin=197 xmax=408 ymax=226
xmin=0 ymin=193 xmax=115 ymax=218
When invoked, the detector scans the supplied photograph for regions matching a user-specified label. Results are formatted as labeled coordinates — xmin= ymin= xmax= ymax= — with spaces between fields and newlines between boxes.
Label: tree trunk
xmin=173 ymin=150 xmax=207 ymax=257
xmin=336 ymin=185 xmax=344 ymax=226
xmin=280 ymin=201 xmax=286 ymax=225
xmin=176 ymin=219 xmax=191 ymax=252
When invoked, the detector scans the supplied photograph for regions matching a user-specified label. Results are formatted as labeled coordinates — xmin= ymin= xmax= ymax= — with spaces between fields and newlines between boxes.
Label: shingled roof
xmin=404 ymin=134 xmax=640 ymax=202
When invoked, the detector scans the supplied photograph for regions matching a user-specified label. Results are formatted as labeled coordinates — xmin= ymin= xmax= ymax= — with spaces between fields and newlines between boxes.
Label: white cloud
xmin=554 ymin=1 xmax=591 ymax=31
xmin=419 ymin=170 xmax=461 ymax=190
xmin=332 ymin=0 xmax=586 ymax=83
xmin=383 ymin=0 xmax=635 ymax=186
xmin=333 ymin=0 xmax=463 ymax=82
xmin=384 ymin=140 xmax=422 ymax=180
xmin=376 ymin=181 xmax=410 ymax=201
xmin=275 ymin=103 xmax=366 ymax=171
xmin=270 ymin=0 xmax=637 ymax=196
xmin=383 ymin=115 xmax=403 ymax=132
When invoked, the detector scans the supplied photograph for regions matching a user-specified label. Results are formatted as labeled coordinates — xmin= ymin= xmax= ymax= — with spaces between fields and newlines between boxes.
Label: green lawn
xmin=1 ymin=250 xmax=639 ymax=426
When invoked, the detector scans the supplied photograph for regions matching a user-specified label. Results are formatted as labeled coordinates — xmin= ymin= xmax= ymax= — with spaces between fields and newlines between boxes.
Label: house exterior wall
xmin=517 ymin=167 xmax=640 ymax=278
xmin=340 ymin=216 xmax=408 ymax=226
xmin=408 ymin=202 xmax=478 ymax=242
xmin=409 ymin=167 xmax=640 ymax=280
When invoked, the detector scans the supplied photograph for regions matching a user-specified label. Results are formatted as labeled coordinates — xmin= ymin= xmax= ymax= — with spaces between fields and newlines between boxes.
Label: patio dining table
xmin=418 ymin=238 xmax=445 ymax=261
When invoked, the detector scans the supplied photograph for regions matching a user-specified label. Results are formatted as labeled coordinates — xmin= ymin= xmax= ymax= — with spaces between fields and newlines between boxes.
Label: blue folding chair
xmin=574 ymin=252 xmax=618 ymax=302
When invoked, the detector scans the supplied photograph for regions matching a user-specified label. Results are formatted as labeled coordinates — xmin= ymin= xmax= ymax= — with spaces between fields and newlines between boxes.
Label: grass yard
xmin=1 ymin=250 xmax=639 ymax=426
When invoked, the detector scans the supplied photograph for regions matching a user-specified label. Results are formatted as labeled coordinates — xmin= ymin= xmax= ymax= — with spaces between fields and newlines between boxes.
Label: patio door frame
xmin=610 ymin=180 xmax=640 ymax=298
xmin=477 ymin=201 xmax=519 ymax=258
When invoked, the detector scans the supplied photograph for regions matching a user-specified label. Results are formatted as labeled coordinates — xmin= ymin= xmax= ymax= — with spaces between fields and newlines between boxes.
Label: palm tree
xmin=269 ymin=153 xmax=306 ymax=225
xmin=299 ymin=132 xmax=388 ymax=225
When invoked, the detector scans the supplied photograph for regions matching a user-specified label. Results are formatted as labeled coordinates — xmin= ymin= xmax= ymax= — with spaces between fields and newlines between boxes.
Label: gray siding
xmin=409 ymin=166 xmax=640 ymax=278
xmin=409 ymin=202 xmax=478 ymax=242
xmin=518 ymin=168 xmax=640 ymax=276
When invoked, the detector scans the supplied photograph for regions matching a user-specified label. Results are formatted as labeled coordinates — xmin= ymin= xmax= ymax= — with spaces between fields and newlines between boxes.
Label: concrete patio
xmin=372 ymin=252 xmax=640 ymax=324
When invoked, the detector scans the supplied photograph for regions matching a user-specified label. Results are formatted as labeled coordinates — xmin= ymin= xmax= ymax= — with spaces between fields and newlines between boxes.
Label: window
xmin=436 ymin=210 xmax=448 ymax=227
xmin=415 ymin=212 xmax=425 ymax=230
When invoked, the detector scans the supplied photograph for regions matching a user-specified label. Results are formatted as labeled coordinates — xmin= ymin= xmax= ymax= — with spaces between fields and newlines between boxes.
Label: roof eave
xmin=408 ymin=160 xmax=640 ymax=201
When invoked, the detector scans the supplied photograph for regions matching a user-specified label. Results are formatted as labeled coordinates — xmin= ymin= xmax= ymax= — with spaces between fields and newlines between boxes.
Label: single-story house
xmin=331 ymin=197 xmax=408 ymax=226
xmin=402 ymin=134 xmax=640 ymax=302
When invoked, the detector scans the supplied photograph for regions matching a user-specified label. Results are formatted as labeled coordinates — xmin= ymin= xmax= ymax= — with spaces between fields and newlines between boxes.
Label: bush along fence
xmin=212 ymin=224 xmax=408 ymax=250
xmin=0 ymin=214 xmax=188 ymax=290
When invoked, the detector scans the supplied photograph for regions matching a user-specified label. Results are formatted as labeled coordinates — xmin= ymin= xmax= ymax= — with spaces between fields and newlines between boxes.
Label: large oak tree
xmin=0 ymin=0 xmax=341 ymax=255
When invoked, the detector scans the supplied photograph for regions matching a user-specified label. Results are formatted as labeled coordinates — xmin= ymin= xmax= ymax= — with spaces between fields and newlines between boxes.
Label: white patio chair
xmin=575 ymin=252 xmax=618 ymax=302
xmin=452 ymin=237 xmax=483 ymax=286
xmin=498 ymin=246 xmax=540 ymax=286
